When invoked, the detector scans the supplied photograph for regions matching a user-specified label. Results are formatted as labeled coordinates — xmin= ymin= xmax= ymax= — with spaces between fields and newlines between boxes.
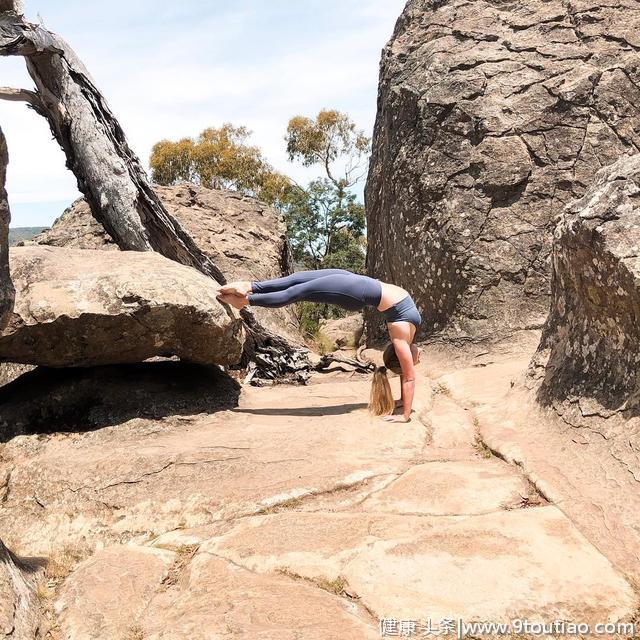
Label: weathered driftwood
xmin=243 ymin=343 xmax=311 ymax=385
xmin=0 ymin=5 xmax=310 ymax=383
xmin=314 ymin=352 xmax=375 ymax=373
xmin=0 ymin=124 xmax=14 ymax=330
xmin=356 ymin=344 xmax=375 ymax=365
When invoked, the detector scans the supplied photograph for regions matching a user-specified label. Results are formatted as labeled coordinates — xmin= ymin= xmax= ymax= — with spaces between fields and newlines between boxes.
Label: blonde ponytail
xmin=368 ymin=365 xmax=395 ymax=416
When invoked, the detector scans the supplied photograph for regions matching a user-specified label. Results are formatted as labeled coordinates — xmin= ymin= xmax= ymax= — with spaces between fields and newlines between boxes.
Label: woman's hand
xmin=382 ymin=415 xmax=410 ymax=423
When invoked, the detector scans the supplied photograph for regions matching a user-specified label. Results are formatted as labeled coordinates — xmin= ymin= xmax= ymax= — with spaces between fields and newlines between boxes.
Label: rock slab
xmin=1 ymin=352 xmax=638 ymax=636
xmin=54 ymin=545 xmax=175 ymax=640
xmin=0 ymin=246 xmax=244 ymax=367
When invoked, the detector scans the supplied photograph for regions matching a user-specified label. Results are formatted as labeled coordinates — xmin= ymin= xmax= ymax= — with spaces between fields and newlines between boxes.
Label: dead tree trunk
xmin=0 ymin=125 xmax=14 ymax=330
xmin=0 ymin=10 xmax=224 ymax=278
xmin=0 ymin=6 xmax=309 ymax=382
xmin=0 ymin=537 xmax=42 ymax=639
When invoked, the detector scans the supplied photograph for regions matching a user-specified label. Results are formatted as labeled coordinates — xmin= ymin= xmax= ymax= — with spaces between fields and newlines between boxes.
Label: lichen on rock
xmin=365 ymin=0 xmax=640 ymax=343
xmin=528 ymin=152 xmax=640 ymax=424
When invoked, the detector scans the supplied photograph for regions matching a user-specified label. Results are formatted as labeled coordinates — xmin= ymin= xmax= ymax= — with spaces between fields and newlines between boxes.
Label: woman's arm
xmin=395 ymin=346 xmax=421 ymax=408
xmin=387 ymin=339 xmax=416 ymax=422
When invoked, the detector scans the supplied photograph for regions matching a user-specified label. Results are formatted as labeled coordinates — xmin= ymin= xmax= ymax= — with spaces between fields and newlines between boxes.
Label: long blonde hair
xmin=368 ymin=343 xmax=402 ymax=416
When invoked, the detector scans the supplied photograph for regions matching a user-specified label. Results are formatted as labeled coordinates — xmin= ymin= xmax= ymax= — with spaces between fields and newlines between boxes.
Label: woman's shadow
xmin=231 ymin=401 xmax=368 ymax=417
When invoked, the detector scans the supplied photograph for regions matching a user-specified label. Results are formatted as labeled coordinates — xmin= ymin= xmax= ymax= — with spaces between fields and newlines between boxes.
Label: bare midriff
xmin=376 ymin=280 xmax=410 ymax=312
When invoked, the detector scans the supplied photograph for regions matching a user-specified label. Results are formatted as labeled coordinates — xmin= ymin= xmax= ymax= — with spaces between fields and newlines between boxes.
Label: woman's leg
xmin=247 ymin=272 xmax=363 ymax=309
xmin=218 ymin=269 xmax=352 ymax=298
xmin=250 ymin=268 xmax=352 ymax=294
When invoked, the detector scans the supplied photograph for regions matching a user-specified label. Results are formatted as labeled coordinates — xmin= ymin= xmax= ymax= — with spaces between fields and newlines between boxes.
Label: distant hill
xmin=8 ymin=227 xmax=48 ymax=246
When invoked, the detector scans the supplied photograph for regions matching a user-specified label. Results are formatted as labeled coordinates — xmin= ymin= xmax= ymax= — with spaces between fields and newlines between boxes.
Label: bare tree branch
xmin=0 ymin=85 xmax=44 ymax=112
xmin=314 ymin=352 xmax=374 ymax=373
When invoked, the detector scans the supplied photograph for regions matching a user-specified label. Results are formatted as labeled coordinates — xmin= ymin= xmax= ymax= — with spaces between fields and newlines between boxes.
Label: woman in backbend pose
xmin=216 ymin=268 xmax=422 ymax=423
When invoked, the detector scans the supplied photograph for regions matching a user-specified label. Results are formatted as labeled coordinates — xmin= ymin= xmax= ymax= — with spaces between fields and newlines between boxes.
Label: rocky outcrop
xmin=528 ymin=153 xmax=640 ymax=424
xmin=0 ymin=126 xmax=14 ymax=330
xmin=29 ymin=198 xmax=118 ymax=251
xmin=0 ymin=246 xmax=244 ymax=367
xmin=31 ymin=184 xmax=303 ymax=345
xmin=365 ymin=0 xmax=640 ymax=344
xmin=484 ymin=154 xmax=640 ymax=585
xmin=0 ymin=539 xmax=41 ymax=639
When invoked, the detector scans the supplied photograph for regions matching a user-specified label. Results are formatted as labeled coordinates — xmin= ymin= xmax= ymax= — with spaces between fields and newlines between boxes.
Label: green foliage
xmin=149 ymin=123 xmax=292 ymax=209
xmin=285 ymin=109 xmax=370 ymax=190
xmin=283 ymin=109 xmax=370 ymax=274
xmin=283 ymin=179 xmax=365 ymax=272
xmin=149 ymin=110 xmax=371 ymax=330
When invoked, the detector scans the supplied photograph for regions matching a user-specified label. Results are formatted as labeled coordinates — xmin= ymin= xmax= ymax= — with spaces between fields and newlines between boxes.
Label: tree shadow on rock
xmin=0 ymin=361 xmax=241 ymax=442
xmin=0 ymin=539 xmax=47 ymax=573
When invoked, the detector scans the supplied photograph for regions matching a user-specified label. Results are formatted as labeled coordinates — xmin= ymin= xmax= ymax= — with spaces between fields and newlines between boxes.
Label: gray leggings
xmin=247 ymin=268 xmax=382 ymax=312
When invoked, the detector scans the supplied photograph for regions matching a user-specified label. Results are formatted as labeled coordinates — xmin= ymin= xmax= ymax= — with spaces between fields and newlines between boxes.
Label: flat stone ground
xmin=2 ymin=329 xmax=639 ymax=639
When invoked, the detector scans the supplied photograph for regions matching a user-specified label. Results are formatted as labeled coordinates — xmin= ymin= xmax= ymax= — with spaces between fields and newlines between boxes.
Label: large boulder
xmin=364 ymin=0 xmax=640 ymax=343
xmin=31 ymin=184 xmax=303 ymax=345
xmin=0 ymin=246 xmax=244 ymax=367
xmin=0 ymin=539 xmax=41 ymax=639
xmin=528 ymin=152 xmax=640 ymax=422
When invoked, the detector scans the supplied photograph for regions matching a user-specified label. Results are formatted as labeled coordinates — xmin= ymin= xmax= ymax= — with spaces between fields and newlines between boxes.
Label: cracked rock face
xmin=30 ymin=183 xmax=303 ymax=346
xmin=1 ymin=350 xmax=637 ymax=635
xmin=0 ymin=246 xmax=244 ymax=367
xmin=56 ymin=546 xmax=378 ymax=640
xmin=364 ymin=0 xmax=640 ymax=343
xmin=528 ymin=153 xmax=640 ymax=425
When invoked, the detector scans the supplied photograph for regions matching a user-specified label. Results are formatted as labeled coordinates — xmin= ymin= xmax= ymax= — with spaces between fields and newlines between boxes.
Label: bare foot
xmin=218 ymin=281 xmax=252 ymax=297
xmin=217 ymin=292 xmax=248 ymax=309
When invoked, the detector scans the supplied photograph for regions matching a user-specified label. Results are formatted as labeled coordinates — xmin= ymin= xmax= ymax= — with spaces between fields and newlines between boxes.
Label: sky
xmin=0 ymin=0 xmax=406 ymax=227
